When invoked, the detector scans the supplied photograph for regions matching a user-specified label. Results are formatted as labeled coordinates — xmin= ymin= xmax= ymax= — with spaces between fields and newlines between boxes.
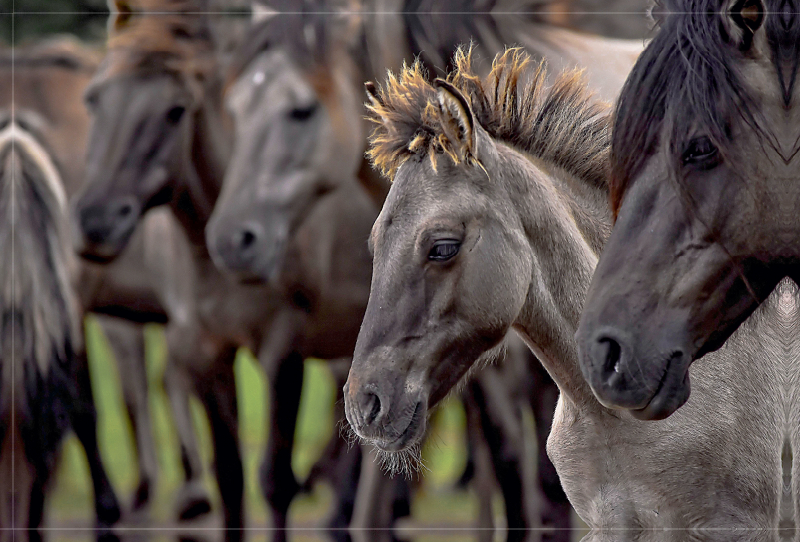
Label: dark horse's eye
xmin=166 ymin=105 xmax=186 ymax=124
xmin=290 ymin=103 xmax=318 ymax=121
xmin=682 ymin=136 xmax=718 ymax=166
xmin=428 ymin=240 xmax=461 ymax=262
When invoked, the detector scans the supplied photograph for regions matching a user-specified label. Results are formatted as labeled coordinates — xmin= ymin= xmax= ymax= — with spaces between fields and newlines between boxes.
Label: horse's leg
xmin=303 ymin=358 xmax=350 ymax=493
xmin=529 ymin=359 xmax=571 ymax=540
xmin=301 ymin=357 xmax=363 ymax=530
xmin=349 ymin=446 xmax=401 ymax=542
xmin=70 ymin=342 xmax=121 ymax=527
xmin=97 ymin=316 xmax=158 ymax=511
xmin=198 ymin=351 xmax=244 ymax=540
xmin=259 ymin=349 xmax=304 ymax=541
xmin=164 ymin=327 xmax=212 ymax=520
xmin=472 ymin=369 xmax=532 ymax=542
xmin=461 ymin=384 xmax=496 ymax=542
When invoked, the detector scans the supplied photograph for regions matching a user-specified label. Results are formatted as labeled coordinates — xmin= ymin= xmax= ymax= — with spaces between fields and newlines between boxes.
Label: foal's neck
xmin=502 ymin=145 xmax=608 ymax=411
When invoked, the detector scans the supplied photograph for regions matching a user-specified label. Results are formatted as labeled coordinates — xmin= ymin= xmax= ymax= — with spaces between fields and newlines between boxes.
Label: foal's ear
xmin=434 ymin=78 xmax=477 ymax=163
xmin=726 ymin=0 xmax=765 ymax=50
xmin=365 ymin=81 xmax=383 ymax=108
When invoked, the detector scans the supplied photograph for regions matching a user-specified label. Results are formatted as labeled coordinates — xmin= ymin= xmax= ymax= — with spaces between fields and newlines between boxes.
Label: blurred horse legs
xmin=71 ymin=344 xmax=122 ymax=527
xmin=198 ymin=350 xmax=243 ymax=541
xmin=528 ymin=360 xmax=571 ymax=541
xmin=473 ymin=367 xmax=537 ymax=542
xmin=462 ymin=383 xmax=496 ymax=542
xmin=349 ymin=446 xmax=403 ymax=542
xmin=165 ymin=328 xmax=212 ymax=520
xmin=260 ymin=350 xmax=304 ymax=542
xmin=98 ymin=316 xmax=158 ymax=511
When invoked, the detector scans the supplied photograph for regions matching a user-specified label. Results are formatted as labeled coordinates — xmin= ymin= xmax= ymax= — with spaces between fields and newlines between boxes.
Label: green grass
xmin=46 ymin=317 xmax=478 ymax=530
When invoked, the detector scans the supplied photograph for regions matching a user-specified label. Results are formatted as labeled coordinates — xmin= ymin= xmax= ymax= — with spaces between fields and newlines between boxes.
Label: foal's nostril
xmin=360 ymin=392 xmax=382 ymax=426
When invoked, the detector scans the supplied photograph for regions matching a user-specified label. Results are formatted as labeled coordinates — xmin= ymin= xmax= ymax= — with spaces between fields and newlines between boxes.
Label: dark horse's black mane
xmin=610 ymin=0 xmax=800 ymax=216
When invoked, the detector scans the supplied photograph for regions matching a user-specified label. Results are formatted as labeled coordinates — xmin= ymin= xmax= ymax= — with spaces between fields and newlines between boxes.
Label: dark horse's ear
xmin=434 ymin=78 xmax=477 ymax=164
xmin=727 ymin=0 xmax=765 ymax=50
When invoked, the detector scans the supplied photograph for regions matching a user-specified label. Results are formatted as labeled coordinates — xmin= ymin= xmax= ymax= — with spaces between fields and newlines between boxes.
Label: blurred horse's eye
xmin=84 ymin=91 xmax=99 ymax=109
xmin=682 ymin=136 xmax=718 ymax=166
xmin=290 ymin=103 xmax=318 ymax=121
xmin=428 ymin=240 xmax=460 ymax=262
xmin=166 ymin=105 xmax=186 ymax=124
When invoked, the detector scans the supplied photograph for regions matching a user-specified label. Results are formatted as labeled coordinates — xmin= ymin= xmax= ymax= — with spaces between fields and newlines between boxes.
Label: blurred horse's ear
xmin=251 ymin=2 xmax=279 ymax=22
xmin=107 ymin=0 xmax=134 ymax=35
xmin=726 ymin=0 xmax=765 ymax=50
xmin=108 ymin=0 xmax=133 ymax=13
xmin=434 ymin=78 xmax=477 ymax=164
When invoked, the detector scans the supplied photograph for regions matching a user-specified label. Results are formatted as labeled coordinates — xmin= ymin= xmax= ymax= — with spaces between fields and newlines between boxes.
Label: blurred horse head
xmin=73 ymin=1 xmax=226 ymax=261
xmin=206 ymin=10 xmax=365 ymax=284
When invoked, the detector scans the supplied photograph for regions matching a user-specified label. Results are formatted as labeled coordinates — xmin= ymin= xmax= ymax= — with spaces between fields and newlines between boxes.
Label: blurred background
xmin=1 ymin=2 xmax=652 ymax=541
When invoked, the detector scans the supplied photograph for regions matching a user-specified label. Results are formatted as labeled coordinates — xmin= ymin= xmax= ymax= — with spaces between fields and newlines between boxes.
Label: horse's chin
xmin=365 ymin=401 xmax=427 ymax=453
xmin=76 ymin=242 xmax=125 ymax=263
xmin=629 ymin=366 xmax=692 ymax=421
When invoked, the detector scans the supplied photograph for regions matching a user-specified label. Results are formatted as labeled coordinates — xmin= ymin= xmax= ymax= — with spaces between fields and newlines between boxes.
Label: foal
xmin=345 ymin=47 xmax=786 ymax=530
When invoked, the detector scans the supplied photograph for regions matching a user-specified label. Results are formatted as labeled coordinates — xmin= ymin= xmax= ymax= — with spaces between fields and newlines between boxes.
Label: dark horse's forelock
xmin=611 ymin=0 xmax=794 ymax=218
xmin=367 ymin=46 xmax=611 ymax=188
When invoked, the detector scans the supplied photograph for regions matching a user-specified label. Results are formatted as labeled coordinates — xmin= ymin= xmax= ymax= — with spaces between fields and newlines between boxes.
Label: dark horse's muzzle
xmin=576 ymin=323 xmax=693 ymax=420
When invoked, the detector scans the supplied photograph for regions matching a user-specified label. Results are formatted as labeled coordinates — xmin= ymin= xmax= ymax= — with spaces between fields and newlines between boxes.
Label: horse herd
xmin=3 ymin=0 xmax=800 ymax=540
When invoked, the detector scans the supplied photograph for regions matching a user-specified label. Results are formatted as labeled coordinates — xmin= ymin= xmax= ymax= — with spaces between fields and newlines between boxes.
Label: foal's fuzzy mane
xmin=367 ymin=46 xmax=611 ymax=188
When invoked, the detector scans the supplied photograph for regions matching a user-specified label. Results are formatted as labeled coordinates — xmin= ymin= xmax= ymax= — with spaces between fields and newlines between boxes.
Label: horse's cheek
xmin=461 ymin=240 xmax=526 ymax=335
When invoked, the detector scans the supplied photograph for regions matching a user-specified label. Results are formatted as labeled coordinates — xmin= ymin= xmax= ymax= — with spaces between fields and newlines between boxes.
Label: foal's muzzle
xmin=344 ymin=379 xmax=427 ymax=452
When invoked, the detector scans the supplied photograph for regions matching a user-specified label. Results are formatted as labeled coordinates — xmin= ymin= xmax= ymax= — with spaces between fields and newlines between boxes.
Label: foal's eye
xmin=428 ymin=240 xmax=461 ymax=262
xmin=290 ymin=103 xmax=318 ymax=121
xmin=682 ymin=136 xmax=718 ymax=166
xmin=166 ymin=105 xmax=186 ymax=125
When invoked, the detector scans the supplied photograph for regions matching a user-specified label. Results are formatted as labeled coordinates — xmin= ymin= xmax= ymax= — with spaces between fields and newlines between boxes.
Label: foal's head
xmin=206 ymin=13 xmax=364 ymax=284
xmin=344 ymin=48 xmax=609 ymax=459
xmin=73 ymin=5 xmax=216 ymax=261
xmin=577 ymin=0 xmax=800 ymax=419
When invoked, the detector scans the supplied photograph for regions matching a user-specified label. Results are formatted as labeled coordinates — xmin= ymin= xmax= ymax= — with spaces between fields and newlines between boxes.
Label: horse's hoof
xmin=132 ymin=480 xmax=151 ymax=511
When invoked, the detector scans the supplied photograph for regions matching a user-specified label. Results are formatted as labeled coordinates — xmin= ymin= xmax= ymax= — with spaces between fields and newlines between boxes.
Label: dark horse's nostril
xmin=360 ymin=392 xmax=382 ymax=426
xmin=597 ymin=336 xmax=623 ymax=375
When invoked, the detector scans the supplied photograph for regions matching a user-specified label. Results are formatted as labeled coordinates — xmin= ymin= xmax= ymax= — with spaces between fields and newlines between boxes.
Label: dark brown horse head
xmin=206 ymin=12 xmax=364 ymax=284
xmin=576 ymin=0 xmax=800 ymax=420
xmin=72 ymin=6 xmax=216 ymax=261
xmin=344 ymin=48 xmax=610 ymax=458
